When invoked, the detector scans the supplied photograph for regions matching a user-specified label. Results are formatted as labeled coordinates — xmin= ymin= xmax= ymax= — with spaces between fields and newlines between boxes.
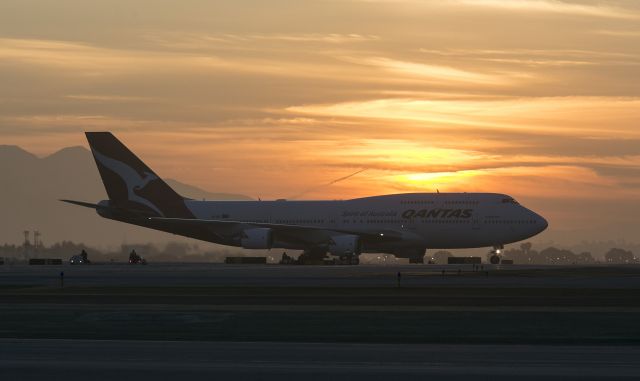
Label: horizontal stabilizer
xmin=59 ymin=199 xmax=105 ymax=209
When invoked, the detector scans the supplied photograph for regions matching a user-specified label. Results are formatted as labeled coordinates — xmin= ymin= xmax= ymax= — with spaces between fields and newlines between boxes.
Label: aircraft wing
xmin=146 ymin=217 xmax=404 ymax=245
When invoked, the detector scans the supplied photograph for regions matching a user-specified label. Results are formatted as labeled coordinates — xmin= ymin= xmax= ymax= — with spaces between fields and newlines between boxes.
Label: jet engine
xmin=240 ymin=228 xmax=273 ymax=249
xmin=328 ymin=234 xmax=361 ymax=256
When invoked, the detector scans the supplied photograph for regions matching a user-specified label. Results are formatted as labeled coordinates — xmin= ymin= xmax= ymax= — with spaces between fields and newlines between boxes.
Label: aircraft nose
xmin=539 ymin=216 xmax=548 ymax=231
xmin=534 ymin=212 xmax=548 ymax=233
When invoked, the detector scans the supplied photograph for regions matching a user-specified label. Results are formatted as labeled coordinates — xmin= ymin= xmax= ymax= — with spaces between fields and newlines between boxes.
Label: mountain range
xmin=0 ymin=145 xmax=251 ymax=248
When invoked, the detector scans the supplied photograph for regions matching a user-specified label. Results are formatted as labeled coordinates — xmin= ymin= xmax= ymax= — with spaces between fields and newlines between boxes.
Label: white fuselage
xmin=173 ymin=192 xmax=547 ymax=253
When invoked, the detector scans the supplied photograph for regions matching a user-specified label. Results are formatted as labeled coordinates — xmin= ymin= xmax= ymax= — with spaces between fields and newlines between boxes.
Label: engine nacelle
xmin=328 ymin=234 xmax=361 ymax=256
xmin=240 ymin=228 xmax=273 ymax=249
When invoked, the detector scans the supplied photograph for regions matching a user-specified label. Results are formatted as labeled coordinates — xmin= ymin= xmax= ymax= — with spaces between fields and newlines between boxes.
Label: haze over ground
xmin=1 ymin=1 xmax=639 ymax=246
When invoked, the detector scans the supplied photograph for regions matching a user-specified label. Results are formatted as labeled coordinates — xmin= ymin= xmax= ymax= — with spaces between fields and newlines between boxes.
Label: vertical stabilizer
xmin=85 ymin=132 xmax=194 ymax=218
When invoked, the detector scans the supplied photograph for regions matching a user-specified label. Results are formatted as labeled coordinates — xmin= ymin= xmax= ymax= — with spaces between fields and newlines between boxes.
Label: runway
xmin=2 ymin=263 xmax=640 ymax=378
xmin=2 ymin=339 xmax=639 ymax=380
xmin=2 ymin=262 xmax=640 ymax=288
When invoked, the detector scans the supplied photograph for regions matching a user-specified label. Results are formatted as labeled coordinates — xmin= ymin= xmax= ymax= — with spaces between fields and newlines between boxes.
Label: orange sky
xmin=1 ymin=0 xmax=639 ymax=243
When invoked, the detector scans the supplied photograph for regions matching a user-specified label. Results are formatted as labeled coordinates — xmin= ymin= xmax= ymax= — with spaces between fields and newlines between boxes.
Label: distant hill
xmin=0 ymin=145 xmax=252 ymax=247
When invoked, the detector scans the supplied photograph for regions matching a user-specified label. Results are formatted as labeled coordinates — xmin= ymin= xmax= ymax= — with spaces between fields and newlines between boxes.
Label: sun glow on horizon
xmin=392 ymin=170 xmax=486 ymax=191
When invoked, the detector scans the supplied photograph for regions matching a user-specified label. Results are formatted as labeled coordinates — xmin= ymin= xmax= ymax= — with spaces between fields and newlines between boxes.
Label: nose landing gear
xmin=489 ymin=245 xmax=504 ymax=264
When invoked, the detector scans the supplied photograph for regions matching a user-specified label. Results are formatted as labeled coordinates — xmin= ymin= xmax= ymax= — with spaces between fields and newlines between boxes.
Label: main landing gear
xmin=299 ymin=248 xmax=360 ymax=265
xmin=394 ymin=247 xmax=427 ymax=264
xmin=338 ymin=255 xmax=360 ymax=265
xmin=489 ymin=245 xmax=504 ymax=264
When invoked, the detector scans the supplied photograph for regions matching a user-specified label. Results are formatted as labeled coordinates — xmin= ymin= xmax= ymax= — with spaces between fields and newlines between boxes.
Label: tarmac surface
xmin=3 ymin=262 xmax=640 ymax=288
xmin=2 ymin=263 xmax=640 ymax=379
xmin=2 ymin=339 xmax=640 ymax=380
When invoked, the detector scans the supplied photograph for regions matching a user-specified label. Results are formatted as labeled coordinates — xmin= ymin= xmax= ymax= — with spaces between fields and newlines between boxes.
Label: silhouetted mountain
xmin=0 ymin=145 xmax=251 ymax=247
xmin=0 ymin=145 xmax=38 ymax=164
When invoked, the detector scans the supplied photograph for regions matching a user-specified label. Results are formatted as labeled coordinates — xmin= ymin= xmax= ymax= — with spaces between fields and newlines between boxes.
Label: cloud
xmin=288 ymin=96 xmax=640 ymax=136
xmin=379 ymin=164 xmax=637 ymax=200
xmin=146 ymin=32 xmax=380 ymax=49
xmin=454 ymin=0 xmax=640 ymax=19
xmin=0 ymin=37 xmax=386 ymax=86
xmin=418 ymin=48 xmax=640 ymax=62
xmin=354 ymin=57 xmax=522 ymax=84
xmin=65 ymin=95 xmax=154 ymax=103
xmin=593 ymin=29 xmax=640 ymax=37
xmin=0 ymin=38 xmax=191 ymax=76
xmin=359 ymin=0 xmax=640 ymax=20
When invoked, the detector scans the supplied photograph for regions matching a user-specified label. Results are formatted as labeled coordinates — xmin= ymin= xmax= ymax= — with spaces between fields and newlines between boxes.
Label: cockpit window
xmin=501 ymin=198 xmax=519 ymax=205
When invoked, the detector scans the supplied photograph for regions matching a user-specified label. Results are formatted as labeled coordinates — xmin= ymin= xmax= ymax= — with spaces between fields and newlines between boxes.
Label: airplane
xmin=63 ymin=132 xmax=548 ymax=265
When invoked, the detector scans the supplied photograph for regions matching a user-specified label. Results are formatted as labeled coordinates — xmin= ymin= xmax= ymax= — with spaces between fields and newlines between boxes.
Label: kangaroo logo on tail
xmin=91 ymin=148 xmax=164 ymax=216
xmin=86 ymin=132 xmax=195 ymax=219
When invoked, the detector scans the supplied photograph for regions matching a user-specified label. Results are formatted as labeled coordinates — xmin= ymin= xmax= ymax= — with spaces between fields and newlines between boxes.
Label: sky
xmin=1 ymin=0 xmax=639 ymax=244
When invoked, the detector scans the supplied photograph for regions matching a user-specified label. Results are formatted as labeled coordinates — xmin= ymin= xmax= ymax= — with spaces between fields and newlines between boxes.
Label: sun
xmin=392 ymin=170 xmax=485 ymax=191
